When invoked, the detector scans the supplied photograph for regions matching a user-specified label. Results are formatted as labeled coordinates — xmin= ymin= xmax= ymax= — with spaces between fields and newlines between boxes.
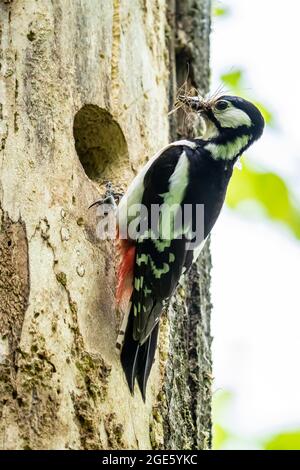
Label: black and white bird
xmin=115 ymin=94 xmax=264 ymax=400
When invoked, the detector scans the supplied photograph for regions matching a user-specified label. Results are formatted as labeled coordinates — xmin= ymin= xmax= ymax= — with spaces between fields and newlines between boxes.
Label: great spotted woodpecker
xmin=115 ymin=94 xmax=264 ymax=400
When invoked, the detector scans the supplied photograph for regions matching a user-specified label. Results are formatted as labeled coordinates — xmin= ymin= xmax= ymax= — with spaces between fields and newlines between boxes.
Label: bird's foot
xmin=89 ymin=182 xmax=123 ymax=215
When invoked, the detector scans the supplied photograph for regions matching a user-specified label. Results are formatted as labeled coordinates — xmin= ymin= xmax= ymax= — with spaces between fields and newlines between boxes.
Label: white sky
xmin=210 ymin=0 xmax=300 ymax=448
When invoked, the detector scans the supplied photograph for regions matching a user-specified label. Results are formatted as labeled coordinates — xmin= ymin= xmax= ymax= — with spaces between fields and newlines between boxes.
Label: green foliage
xmin=227 ymin=163 xmax=300 ymax=239
xmin=213 ymin=5 xmax=230 ymax=17
xmin=263 ymin=431 xmax=300 ymax=450
xmin=212 ymin=391 xmax=234 ymax=449
xmin=221 ymin=69 xmax=243 ymax=89
xmin=213 ymin=423 xmax=229 ymax=449
xmin=221 ymin=69 xmax=274 ymax=126
xmin=212 ymin=0 xmax=230 ymax=17
xmin=213 ymin=3 xmax=300 ymax=451
xmin=219 ymin=69 xmax=300 ymax=237
xmin=212 ymin=389 xmax=300 ymax=449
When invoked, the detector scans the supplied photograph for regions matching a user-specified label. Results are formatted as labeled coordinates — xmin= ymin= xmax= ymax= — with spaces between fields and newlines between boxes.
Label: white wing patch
xmin=153 ymin=150 xmax=190 ymax=251
xmin=117 ymin=140 xmax=196 ymax=234
xmin=165 ymin=150 xmax=190 ymax=206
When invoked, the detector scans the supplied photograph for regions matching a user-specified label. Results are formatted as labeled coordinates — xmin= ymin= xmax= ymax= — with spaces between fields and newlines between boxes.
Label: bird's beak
xmin=178 ymin=95 xmax=210 ymax=114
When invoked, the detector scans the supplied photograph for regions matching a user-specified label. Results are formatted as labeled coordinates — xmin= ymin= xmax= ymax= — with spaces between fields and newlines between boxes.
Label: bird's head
xmin=179 ymin=94 xmax=264 ymax=159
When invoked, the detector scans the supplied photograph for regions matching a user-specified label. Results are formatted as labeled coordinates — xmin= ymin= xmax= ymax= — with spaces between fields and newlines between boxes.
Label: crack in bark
xmin=153 ymin=0 xmax=212 ymax=451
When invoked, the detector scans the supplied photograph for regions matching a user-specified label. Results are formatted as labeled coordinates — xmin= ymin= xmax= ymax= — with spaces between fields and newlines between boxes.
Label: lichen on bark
xmin=154 ymin=0 xmax=213 ymax=450
xmin=0 ymin=0 xmax=212 ymax=449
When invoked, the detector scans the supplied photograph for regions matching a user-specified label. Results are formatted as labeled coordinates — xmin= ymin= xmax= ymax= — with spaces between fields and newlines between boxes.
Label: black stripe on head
xmin=205 ymin=108 xmax=223 ymax=131
xmin=217 ymin=95 xmax=265 ymax=140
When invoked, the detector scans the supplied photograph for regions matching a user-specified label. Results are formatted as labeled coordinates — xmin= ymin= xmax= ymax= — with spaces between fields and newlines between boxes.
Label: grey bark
xmin=155 ymin=0 xmax=212 ymax=450
xmin=0 ymin=0 xmax=211 ymax=449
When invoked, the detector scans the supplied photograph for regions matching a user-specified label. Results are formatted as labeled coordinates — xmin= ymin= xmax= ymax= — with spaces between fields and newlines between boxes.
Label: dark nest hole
xmin=73 ymin=105 xmax=128 ymax=182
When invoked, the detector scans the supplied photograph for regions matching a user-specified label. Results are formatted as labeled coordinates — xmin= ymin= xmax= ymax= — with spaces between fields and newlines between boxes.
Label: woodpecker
xmin=115 ymin=94 xmax=264 ymax=400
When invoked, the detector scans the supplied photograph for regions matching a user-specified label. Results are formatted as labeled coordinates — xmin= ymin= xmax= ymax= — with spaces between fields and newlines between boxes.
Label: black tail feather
xmin=137 ymin=323 xmax=159 ymax=401
xmin=120 ymin=313 xmax=139 ymax=394
xmin=120 ymin=313 xmax=159 ymax=401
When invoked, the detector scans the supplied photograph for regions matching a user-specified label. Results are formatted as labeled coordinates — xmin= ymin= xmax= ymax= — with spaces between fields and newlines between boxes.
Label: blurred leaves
xmin=264 ymin=430 xmax=300 ymax=450
xmin=219 ymin=68 xmax=300 ymax=239
xmin=212 ymin=390 xmax=234 ymax=449
xmin=227 ymin=163 xmax=300 ymax=239
xmin=221 ymin=69 xmax=243 ymax=89
xmin=212 ymin=0 xmax=230 ymax=17
xmin=213 ymin=423 xmax=230 ymax=449
xmin=213 ymin=389 xmax=300 ymax=449
xmin=213 ymin=2 xmax=300 ymax=451
xmin=221 ymin=69 xmax=274 ymax=126
xmin=263 ymin=431 xmax=300 ymax=450
xmin=213 ymin=4 xmax=231 ymax=18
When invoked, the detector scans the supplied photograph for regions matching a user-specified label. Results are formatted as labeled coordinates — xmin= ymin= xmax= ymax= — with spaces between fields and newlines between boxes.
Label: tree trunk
xmin=0 ymin=0 xmax=211 ymax=450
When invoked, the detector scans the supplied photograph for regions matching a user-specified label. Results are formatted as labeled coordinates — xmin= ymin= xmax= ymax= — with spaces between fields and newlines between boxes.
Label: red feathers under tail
xmin=115 ymin=229 xmax=135 ymax=351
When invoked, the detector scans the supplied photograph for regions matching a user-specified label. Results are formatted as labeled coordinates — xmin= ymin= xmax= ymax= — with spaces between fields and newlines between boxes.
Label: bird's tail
xmin=120 ymin=311 xmax=159 ymax=401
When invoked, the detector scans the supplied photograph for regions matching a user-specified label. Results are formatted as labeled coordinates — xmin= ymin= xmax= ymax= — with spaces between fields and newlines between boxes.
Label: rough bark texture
xmin=0 ymin=0 xmax=211 ymax=449
xmin=153 ymin=0 xmax=212 ymax=450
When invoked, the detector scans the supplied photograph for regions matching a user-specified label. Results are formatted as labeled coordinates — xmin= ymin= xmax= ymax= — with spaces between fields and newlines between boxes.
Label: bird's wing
xmin=116 ymin=141 xmax=197 ymax=347
xmin=130 ymin=144 xmax=194 ymax=344
xmin=117 ymin=140 xmax=198 ymax=235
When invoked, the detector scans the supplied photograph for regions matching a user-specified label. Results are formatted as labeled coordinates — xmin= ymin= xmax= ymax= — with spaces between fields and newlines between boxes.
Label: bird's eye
xmin=215 ymin=100 xmax=229 ymax=111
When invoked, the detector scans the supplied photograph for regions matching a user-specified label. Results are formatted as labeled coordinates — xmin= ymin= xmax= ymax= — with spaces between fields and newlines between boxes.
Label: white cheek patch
xmin=216 ymin=107 xmax=252 ymax=129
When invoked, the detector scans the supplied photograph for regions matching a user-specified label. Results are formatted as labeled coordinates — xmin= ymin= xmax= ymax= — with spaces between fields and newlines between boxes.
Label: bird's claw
xmin=88 ymin=182 xmax=123 ymax=213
